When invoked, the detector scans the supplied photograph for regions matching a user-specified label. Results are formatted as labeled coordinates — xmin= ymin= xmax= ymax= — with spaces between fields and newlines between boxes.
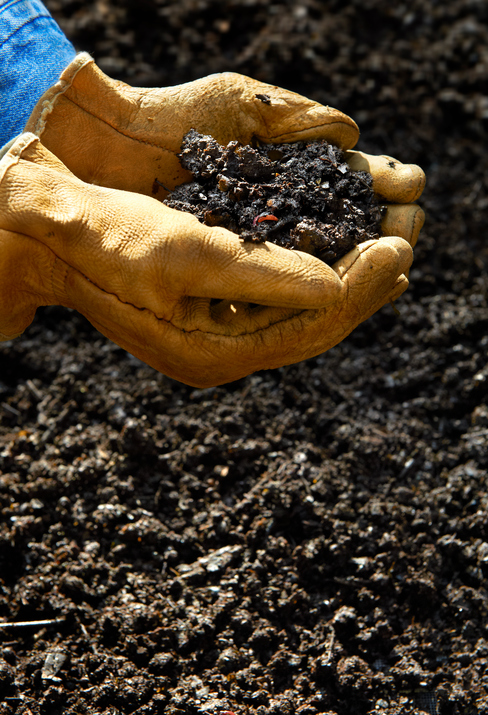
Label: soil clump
xmin=164 ymin=130 xmax=382 ymax=264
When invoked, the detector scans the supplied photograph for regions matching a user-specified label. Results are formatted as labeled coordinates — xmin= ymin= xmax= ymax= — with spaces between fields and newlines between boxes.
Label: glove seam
xmin=27 ymin=52 xmax=94 ymax=138
xmin=50 ymin=256 xmax=71 ymax=305
xmin=31 ymin=80 xmax=71 ymax=138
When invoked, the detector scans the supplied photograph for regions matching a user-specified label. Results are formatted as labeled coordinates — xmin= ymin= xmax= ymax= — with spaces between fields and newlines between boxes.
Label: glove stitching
xmin=28 ymin=53 xmax=94 ymax=138
xmin=32 ymin=80 xmax=70 ymax=137
xmin=50 ymin=255 xmax=70 ymax=305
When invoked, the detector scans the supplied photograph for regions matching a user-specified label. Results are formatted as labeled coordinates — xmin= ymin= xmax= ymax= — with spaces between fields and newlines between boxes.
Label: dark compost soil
xmin=163 ymin=131 xmax=382 ymax=264
xmin=1 ymin=2 xmax=488 ymax=715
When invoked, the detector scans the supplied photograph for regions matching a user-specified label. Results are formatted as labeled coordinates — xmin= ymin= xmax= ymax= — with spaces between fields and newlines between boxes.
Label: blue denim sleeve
xmin=0 ymin=0 xmax=76 ymax=148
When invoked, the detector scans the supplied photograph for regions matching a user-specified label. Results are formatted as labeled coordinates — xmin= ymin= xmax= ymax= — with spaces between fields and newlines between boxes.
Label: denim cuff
xmin=0 ymin=0 xmax=76 ymax=148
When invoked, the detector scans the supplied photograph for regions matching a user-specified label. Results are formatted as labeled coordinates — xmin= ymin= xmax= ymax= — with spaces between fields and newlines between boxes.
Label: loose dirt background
xmin=1 ymin=1 xmax=488 ymax=714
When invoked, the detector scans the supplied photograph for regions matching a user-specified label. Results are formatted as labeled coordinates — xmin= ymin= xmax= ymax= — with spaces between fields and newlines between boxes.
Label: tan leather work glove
xmin=1 ymin=134 xmax=414 ymax=387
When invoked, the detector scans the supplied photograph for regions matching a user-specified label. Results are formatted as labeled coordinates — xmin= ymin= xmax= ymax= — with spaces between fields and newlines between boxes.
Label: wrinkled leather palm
xmin=0 ymin=55 xmax=425 ymax=386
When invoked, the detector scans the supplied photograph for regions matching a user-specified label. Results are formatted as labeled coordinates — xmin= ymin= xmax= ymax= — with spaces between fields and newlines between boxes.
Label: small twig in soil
xmin=0 ymin=617 xmax=65 ymax=629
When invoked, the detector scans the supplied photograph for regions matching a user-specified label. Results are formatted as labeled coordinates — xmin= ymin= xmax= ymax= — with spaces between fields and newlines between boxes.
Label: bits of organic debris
xmin=164 ymin=129 xmax=383 ymax=264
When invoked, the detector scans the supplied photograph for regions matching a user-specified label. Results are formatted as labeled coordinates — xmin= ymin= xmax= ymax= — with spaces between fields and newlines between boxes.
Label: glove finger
xmin=381 ymin=204 xmax=425 ymax=248
xmin=332 ymin=235 xmax=412 ymax=314
xmin=178 ymin=73 xmax=360 ymax=151
xmin=235 ymin=75 xmax=360 ymax=149
xmin=346 ymin=150 xmax=426 ymax=203
xmin=170 ymin=221 xmax=343 ymax=310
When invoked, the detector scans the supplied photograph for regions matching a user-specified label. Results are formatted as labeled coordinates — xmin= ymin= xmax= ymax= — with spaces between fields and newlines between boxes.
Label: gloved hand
xmin=25 ymin=53 xmax=360 ymax=194
xmin=24 ymin=53 xmax=425 ymax=250
xmin=1 ymin=134 xmax=413 ymax=387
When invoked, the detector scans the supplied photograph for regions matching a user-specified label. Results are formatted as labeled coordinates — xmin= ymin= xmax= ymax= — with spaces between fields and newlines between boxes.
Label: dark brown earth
xmin=164 ymin=131 xmax=382 ymax=264
xmin=1 ymin=2 xmax=488 ymax=714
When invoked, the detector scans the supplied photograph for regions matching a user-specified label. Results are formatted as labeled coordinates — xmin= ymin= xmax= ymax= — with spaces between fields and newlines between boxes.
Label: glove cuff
xmin=25 ymin=53 xmax=95 ymax=139
xmin=0 ymin=133 xmax=39 ymax=184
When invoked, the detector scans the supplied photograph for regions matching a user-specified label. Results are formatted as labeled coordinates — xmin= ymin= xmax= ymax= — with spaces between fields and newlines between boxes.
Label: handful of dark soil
xmin=164 ymin=129 xmax=383 ymax=265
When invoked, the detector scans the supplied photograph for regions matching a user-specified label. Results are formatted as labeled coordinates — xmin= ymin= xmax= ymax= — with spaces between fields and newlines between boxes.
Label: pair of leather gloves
xmin=0 ymin=53 xmax=425 ymax=387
